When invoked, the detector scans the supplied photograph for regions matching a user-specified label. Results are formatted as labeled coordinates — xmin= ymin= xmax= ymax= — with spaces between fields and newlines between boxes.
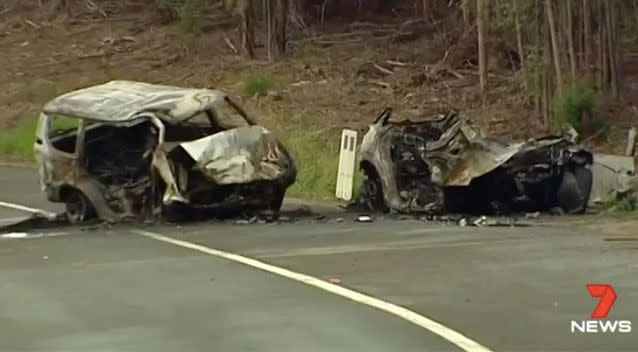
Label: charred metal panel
xmin=590 ymin=154 xmax=636 ymax=204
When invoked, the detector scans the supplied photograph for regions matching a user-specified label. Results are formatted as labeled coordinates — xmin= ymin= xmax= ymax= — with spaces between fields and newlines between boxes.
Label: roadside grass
xmin=258 ymin=106 xmax=364 ymax=200
xmin=275 ymin=129 xmax=364 ymax=200
xmin=0 ymin=114 xmax=87 ymax=161
xmin=0 ymin=117 xmax=38 ymax=160
xmin=241 ymin=73 xmax=280 ymax=96
xmin=599 ymin=193 xmax=638 ymax=214
xmin=0 ymin=80 xmax=59 ymax=161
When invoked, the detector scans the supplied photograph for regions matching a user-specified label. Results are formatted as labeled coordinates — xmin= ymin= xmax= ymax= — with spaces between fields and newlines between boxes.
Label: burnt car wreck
xmin=35 ymin=81 xmax=296 ymax=223
xmin=356 ymin=108 xmax=593 ymax=215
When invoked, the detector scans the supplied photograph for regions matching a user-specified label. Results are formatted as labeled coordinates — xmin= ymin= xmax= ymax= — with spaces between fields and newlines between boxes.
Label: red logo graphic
xmin=586 ymin=284 xmax=617 ymax=319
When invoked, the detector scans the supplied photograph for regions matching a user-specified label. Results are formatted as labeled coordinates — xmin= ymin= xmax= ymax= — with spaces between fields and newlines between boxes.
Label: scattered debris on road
xmin=525 ymin=212 xmax=541 ymax=219
xmin=354 ymin=108 xmax=594 ymax=216
xmin=34 ymin=81 xmax=296 ymax=224
xmin=423 ymin=214 xmax=531 ymax=227
xmin=356 ymin=214 xmax=374 ymax=223
xmin=0 ymin=211 xmax=69 ymax=234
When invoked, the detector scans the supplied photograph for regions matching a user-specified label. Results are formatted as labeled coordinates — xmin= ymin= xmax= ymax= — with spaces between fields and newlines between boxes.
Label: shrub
xmin=0 ymin=117 xmax=39 ymax=160
xmin=241 ymin=75 xmax=274 ymax=96
xmin=154 ymin=0 xmax=210 ymax=34
xmin=552 ymin=82 xmax=600 ymax=132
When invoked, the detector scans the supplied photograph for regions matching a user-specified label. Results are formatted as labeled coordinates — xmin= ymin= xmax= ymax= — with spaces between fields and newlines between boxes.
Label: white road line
xmin=132 ymin=229 xmax=494 ymax=352
xmin=0 ymin=201 xmax=55 ymax=217
xmin=0 ymin=231 xmax=69 ymax=240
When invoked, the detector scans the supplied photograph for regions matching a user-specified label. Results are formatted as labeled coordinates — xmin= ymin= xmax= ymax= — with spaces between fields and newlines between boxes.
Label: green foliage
xmin=552 ymin=82 xmax=600 ymax=132
xmin=590 ymin=116 xmax=611 ymax=138
xmin=49 ymin=115 xmax=80 ymax=135
xmin=256 ymin=106 xmax=363 ymax=200
xmin=0 ymin=117 xmax=39 ymax=160
xmin=0 ymin=114 xmax=81 ymax=160
xmin=602 ymin=192 xmax=638 ymax=214
xmin=154 ymin=0 xmax=213 ymax=34
xmin=241 ymin=74 xmax=275 ymax=96
xmin=271 ymin=129 xmax=363 ymax=200
xmin=280 ymin=132 xmax=339 ymax=199
xmin=493 ymin=0 xmax=535 ymax=31
xmin=614 ymin=194 xmax=638 ymax=212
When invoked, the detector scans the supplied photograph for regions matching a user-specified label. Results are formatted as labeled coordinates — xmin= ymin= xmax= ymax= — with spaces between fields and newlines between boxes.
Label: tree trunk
xmin=514 ymin=6 xmax=524 ymax=70
xmin=269 ymin=0 xmax=288 ymax=55
xmin=566 ymin=0 xmax=576 ymax=81
xmin=614 ymin=1 xmax=623 ymax=97
xmin=462 ymin=0 xmax=471 ymax=26
xmin=239 ymin=0 xmax=255 ymax=58
xmin=543 ymin=14 xmax=553 ymax=129
xmin=583 ymin=0 xmax=591 ymax=76
xmin=534 ymin=0 xmax=542 ymax=122
xmin=576 ymin=0 xmax=583 ymax=69
xmin=54 ymin=0 xmax=73 ymax=18
xmin=542 ymin=71 xmax=550 ymax=129
xmin=477 ymin=0 xmax=488 ymax=93
xmin=626 ymin=127 xmax=637 ymax=156
xmin=599 ymin=0 xmax=608 ymax=89
xmin=545 ymin=0 xmax=562 ymax=96
xmin=419 ymin=0 xmax=430 ymax=18
xmin=605 ymin=0 xmax=618 ymax=96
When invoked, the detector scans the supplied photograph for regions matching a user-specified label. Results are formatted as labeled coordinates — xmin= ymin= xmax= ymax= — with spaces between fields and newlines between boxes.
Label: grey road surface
xmin=0 ymin=166 xmax=637 ymax=352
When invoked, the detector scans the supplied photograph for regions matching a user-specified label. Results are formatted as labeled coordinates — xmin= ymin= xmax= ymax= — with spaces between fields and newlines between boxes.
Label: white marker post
xmin=336 ymin=129 xmax=358 ymax=201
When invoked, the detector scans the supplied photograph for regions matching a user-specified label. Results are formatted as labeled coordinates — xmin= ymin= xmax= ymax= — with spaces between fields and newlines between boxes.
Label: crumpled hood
xmin=179 ymin=126 xmax=292 ymax=185
xmin=154 ymin=125 xmax=295 ymax=205
xmin=425 ymin=122 xmax=580 ymax=186
xmin=385 ymin=112 xmax=580 ymax=187
xmin=423 ymin=119 xmax=525 ymax=186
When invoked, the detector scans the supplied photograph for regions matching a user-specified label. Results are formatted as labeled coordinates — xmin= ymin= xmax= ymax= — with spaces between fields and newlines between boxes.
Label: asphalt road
xmin=0 ymin=165 xmax=637 ymax=352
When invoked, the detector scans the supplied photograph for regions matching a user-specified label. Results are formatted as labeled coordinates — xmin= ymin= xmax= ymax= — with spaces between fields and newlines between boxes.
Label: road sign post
xmin=336 ymin=129 xmax=358 ymax=201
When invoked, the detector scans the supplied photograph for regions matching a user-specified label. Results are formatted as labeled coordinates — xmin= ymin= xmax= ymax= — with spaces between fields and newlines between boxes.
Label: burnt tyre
xmin=64 ymin=189 xmax=96 ymax=223
xmin=359 ymin=169 xmax=390 ymax=213
xmin=268 ymin=188 xmax=285 ymax=216
xmin=557 ymin=166 xmax=593 ymax=214
xmin=161 ymin=202 xmax=190 ymax=223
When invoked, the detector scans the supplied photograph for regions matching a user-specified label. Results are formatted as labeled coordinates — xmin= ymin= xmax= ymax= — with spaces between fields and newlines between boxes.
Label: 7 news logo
xmin=570 ymin=284 xmax=632 ymax=333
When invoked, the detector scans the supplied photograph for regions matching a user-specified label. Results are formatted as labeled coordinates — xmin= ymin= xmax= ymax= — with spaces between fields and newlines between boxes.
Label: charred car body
xmin=35 ymin=81 xmax=296 ymax=222
xmin=357 ymin=108 xmax=593 ymax=215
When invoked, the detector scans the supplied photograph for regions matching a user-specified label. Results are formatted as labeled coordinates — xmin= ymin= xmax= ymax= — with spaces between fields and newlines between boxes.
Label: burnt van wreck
xmin=355 ymin=108 xmax=593 ymax=215
xmin=35 ymin=81 xmax=296 ymax=223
